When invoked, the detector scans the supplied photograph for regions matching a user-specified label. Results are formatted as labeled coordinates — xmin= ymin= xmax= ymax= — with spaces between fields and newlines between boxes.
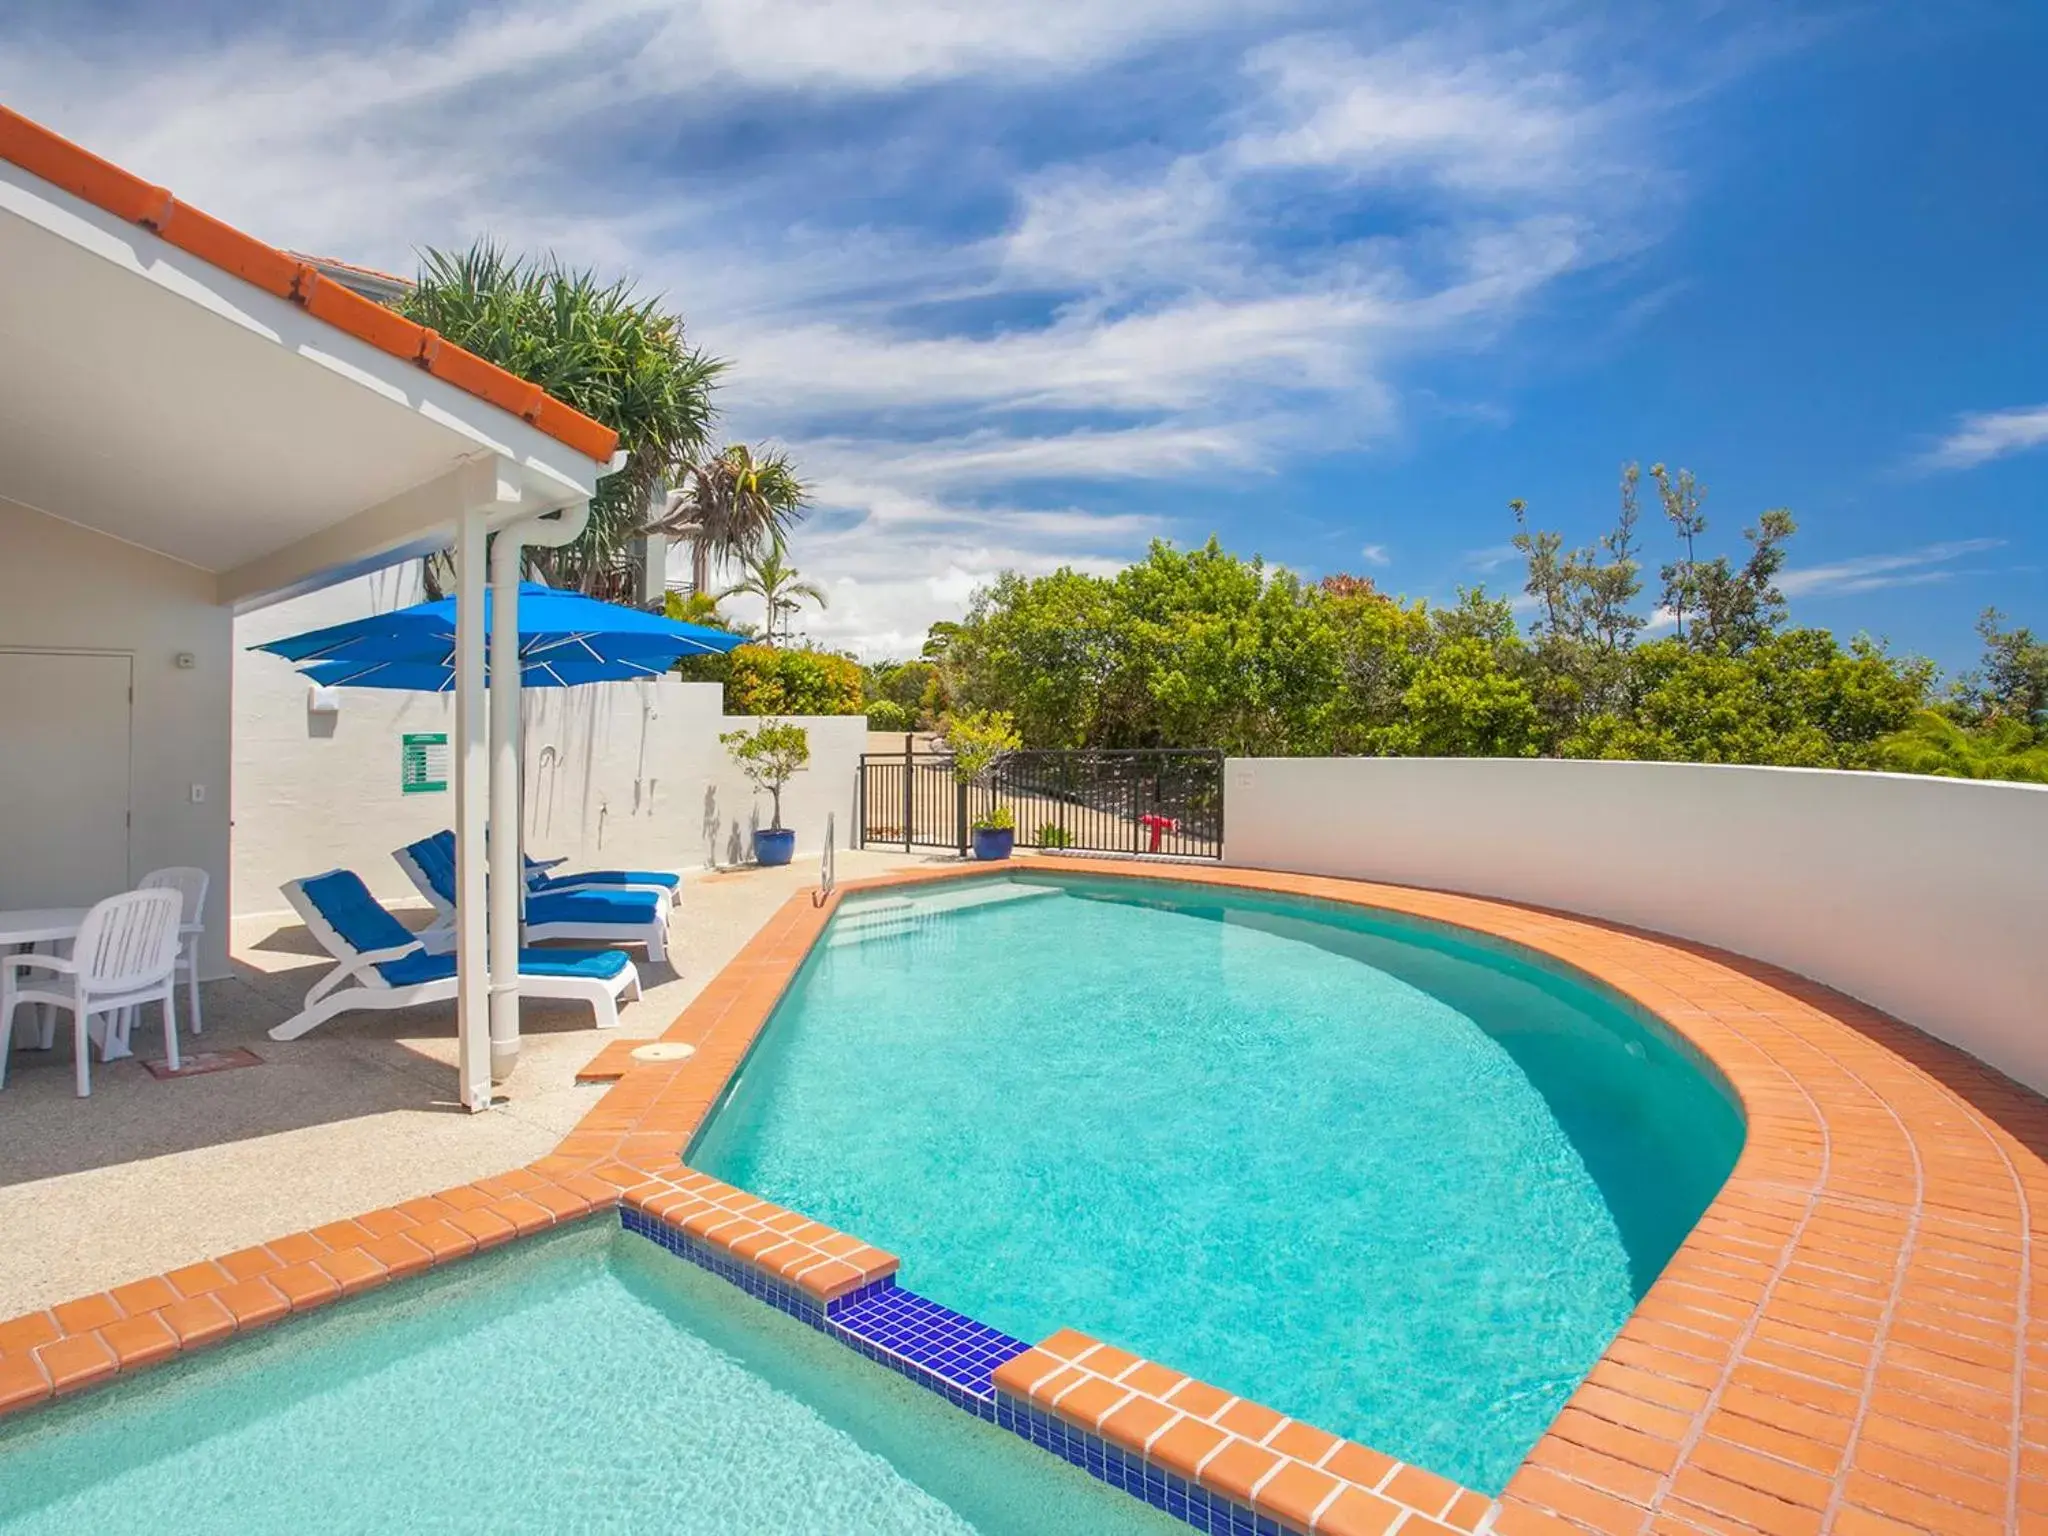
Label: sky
xmin=3 ymin=2 xmax=2042 ymax=671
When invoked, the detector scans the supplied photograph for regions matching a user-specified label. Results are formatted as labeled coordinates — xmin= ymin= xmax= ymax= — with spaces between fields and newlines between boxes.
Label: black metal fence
xmin=857 ymin=744 xmax=1224 ymax=859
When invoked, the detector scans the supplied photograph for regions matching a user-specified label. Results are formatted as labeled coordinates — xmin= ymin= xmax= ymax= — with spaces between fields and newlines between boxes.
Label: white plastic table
xmin=0 ymin=907 xmax=136 ymax=1060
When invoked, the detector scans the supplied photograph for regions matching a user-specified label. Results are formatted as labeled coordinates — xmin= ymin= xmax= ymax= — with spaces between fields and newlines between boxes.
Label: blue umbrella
xmin=254 ymin=581 xmax=744 ymax=690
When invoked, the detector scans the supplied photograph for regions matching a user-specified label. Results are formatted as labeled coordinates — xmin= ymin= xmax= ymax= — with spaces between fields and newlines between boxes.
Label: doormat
xmin=144 ymin=1047 xmax=263 ymax=1080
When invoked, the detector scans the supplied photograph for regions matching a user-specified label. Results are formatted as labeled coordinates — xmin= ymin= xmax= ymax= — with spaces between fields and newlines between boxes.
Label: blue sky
xmin=4 ymin=2 xmax=2041 ymax=668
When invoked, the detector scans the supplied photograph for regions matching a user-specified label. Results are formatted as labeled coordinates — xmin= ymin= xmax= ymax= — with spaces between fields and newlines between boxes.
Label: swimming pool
xmin=691 ymin=873 xmax=1745 ymax=1494
xmin=0 ymin=1222 xmax=1177 ymax=1535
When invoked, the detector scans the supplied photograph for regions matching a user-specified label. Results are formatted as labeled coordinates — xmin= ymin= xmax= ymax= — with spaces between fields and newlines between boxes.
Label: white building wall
xmin=233 ymin=574 xmax=865 ymax=918
xmin=0 ymin=499 xmax=234 ymax=977
xmin=1223 ymin=757 xmax=2048 ymax=1094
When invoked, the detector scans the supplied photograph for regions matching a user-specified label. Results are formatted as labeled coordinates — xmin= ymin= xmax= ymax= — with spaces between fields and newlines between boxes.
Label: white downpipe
xmin=453 ymin=505 xmax=491 ymax=1111
xmin=487 ymin=502 xmax=590 ymax=1083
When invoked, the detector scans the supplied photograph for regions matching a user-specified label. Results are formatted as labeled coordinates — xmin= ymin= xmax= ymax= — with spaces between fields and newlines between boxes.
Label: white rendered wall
xmin=233 ymin=574 xmax=865 ymax=919
xmin=1224 ymin=757 xmax=2048 ymax=1094
xmin=0 ymin=499 xmax=234 ymax=977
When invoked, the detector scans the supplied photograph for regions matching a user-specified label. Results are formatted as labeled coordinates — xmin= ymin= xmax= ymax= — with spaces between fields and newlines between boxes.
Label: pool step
xmin=826 ymin=882 xmax=1060 ymax=948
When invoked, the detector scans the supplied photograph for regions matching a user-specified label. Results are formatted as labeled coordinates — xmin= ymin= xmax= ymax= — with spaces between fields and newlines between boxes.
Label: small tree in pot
xmin=942 ymin=708 xmax=1022 ymax=860
xmin=721 ymin=719 xmax=810 ymax=866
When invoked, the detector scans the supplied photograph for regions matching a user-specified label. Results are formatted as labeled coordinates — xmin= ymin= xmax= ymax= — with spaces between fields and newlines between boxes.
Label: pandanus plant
xmin=398 ymin=241 xmax=724 ymax=601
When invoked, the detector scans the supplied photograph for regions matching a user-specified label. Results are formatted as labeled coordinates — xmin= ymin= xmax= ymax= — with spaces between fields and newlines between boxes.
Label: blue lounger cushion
xmin=402 ymin=838 xmax=659 ymax=925
xmin=300 ymin=869 xmax=424 ymax=957
xmin=376 ymin=947 xmax=634 ymax=987
xmin=525 ymin=887 xmax=663 ymax=924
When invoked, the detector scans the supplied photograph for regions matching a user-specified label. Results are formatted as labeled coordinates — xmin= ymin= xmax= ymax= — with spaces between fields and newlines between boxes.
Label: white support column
xmin=483 ymin=499 xmax=588 ymax=1087
xmin=487 ymin=539 xmax=523 ymax=1083
xmin=453 ymin=504 xmax=492 ymax=1111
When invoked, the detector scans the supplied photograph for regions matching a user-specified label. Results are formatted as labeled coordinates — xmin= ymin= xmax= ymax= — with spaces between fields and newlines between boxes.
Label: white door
xmin=0 ymin=651 xmax=132 ymax=908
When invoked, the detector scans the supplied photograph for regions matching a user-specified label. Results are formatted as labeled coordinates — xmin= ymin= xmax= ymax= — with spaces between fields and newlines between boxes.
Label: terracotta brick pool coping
xmin=4 ymin=856 xmax=2043 ymax=1536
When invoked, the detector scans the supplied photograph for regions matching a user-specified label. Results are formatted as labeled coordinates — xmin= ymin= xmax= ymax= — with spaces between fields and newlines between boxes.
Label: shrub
xmin=866 ymin=699 xmax=913 ymax=732
xmin=726 ymin=645 xmax=863 ymax=716
xmin=1035 ymin=822 xmax=1073 ymax=849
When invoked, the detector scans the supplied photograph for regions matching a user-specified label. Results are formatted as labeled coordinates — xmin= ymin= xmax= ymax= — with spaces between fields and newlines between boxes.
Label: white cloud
xmin=0 ymin=4 xmax=1722 ymax=654
xmin=1359 ymin=543 xmax=1391 ymax=566
xmin=1236 ymin=35 xmax=1621 ymax=198
xmin=1777 ymin=539 xmax=2006 ymax=598
xmin=1920 ymin=405 xmax=2048 ymax=472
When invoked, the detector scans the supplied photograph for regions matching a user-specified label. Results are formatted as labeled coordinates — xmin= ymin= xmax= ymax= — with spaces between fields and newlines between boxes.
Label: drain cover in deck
xmin=630 ymin=1042 xmax=697 ymax=1063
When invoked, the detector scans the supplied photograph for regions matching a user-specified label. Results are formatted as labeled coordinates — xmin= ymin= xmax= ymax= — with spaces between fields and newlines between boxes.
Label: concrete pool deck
xmin=3 ymin=856 xmax=2045 ymax=1536
xmin=0 ymin=849 xmax=933 ymax=1313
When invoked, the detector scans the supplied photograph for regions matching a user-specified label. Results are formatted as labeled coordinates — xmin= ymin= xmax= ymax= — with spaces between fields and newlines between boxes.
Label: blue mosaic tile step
xmin=621 ymin=1206 xmax=1276 ymax=1536
xmin=828 ymin=1283 xmax=1032 ymax=1401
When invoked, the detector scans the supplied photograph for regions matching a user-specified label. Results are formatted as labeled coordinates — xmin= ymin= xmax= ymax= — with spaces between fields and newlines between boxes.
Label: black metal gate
xmin=857 ymin=742 xmax=1223 ymax=859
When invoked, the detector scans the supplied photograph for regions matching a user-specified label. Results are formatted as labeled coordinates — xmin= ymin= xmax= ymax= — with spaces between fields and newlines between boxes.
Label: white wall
xmin=0 ymin=499 xmax=234 ymax=977
xmin=233 ymin=575 xmax=865 ymax=918
xmin=1224 ymin=757 xmax=2048 ymax=1094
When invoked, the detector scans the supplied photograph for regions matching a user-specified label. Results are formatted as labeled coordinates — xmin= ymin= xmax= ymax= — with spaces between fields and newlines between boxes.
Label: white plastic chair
xmin=0 ymin=888 xmax=183 ymax=1097
xmin=139 ymin=867 xmax=209 ymax=1035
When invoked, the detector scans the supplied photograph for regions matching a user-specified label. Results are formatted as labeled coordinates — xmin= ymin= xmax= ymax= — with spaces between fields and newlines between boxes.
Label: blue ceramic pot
xmin=971 ymin=827 xmax=1015 ymax=862
xmin=754 ymin=827 xmax=797 ymax=866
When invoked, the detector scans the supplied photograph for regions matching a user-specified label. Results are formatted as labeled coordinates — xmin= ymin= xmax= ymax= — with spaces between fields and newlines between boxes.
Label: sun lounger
xmin=395 ymin=836 xmax=671 ymax=965
xmin=420 ymin=830 xmax=680 ymax=906
xmin=271 ymin=869 xmax=640 ymax=1041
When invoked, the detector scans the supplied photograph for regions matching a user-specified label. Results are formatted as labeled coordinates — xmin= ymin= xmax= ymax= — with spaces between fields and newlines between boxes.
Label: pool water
xmin=0 ymin=1223 xmax=1177 ymax=1535
xmin=692 ymin=874 xmax=1744 ymax=1494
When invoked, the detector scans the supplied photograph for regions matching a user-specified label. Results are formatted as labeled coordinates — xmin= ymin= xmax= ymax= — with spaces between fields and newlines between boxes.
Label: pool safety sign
xmin=400 ymin=732 xmax=450 ymax=795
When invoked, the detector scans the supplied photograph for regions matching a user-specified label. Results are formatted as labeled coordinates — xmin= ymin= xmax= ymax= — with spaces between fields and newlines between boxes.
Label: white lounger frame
xmin=394 ymin=844 xmax=671 ymax=965
xmin=272 ymin=876 xmax=640 ymax=1041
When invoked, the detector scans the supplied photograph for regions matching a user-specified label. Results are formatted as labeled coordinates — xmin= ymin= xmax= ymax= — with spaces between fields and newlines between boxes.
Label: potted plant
xmin=720 ymin=719 xmax=810 ymax=866
xmin=971 ymin=804 xmax=1016 ymax=862
xmin=941 ymin=708 xmax=1022 ymax=861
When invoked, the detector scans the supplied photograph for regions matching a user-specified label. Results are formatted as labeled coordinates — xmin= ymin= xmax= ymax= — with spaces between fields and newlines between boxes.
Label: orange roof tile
xmin=0 ymin=104 xmax=619 ymax=465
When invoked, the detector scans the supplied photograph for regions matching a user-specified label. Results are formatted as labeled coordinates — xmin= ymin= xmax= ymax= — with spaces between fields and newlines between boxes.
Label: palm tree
xmin=399 ymin=242 xmax=724 ymax=600
xmin=722 ymin=541 xmax=827 ymax=646
xmin=649 ymin=442 xmax=807 ymax=597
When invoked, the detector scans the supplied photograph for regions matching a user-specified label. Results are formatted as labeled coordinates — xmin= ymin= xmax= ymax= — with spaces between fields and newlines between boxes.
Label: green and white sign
xmin=400 ymin=732 xmax=449 ymax=795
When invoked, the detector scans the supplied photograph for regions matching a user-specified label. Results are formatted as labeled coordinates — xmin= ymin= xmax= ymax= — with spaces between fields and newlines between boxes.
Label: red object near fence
xmin=1139 ymin=813 xmax=1179 ymax=852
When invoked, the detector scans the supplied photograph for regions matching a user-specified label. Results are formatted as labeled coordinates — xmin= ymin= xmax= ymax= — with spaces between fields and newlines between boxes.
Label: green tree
xmin=1651 ymin=462 xmax=1708 ymax=643
xmin=1567 ymin=630 xmax=1924 ymax=767
xmin=1105 ymin=539 xmax=1341 ymax=754
xmin=1693 ymin=509 xmax=1796 ymax=653
xmin=1320 ymin=576 xmax=1430 ymax=753
xmin=1509 ymin=465 xmax=1645 ymax=744
xmin=1953 ymin=608 xmax=2048 ymax=726
xmin=721 ymin=539 xmax=826 ymax=646
xmin=398 ymin=242 xmax=723 ymax=599
xmin=948 ymin=568 xmax=1120 ymax=748
xmin=863 ymin=660 xmax=944 ymax=727
xmin=1383 ymin=634 xmax=1543 ymax=757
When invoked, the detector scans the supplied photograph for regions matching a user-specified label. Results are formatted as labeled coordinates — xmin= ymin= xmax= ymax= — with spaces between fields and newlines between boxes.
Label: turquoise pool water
xmin=0 ymin=1223 xmax=1176 ymax=1535
xmin=693 ymin=874 xmax=1744 ymax=1494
